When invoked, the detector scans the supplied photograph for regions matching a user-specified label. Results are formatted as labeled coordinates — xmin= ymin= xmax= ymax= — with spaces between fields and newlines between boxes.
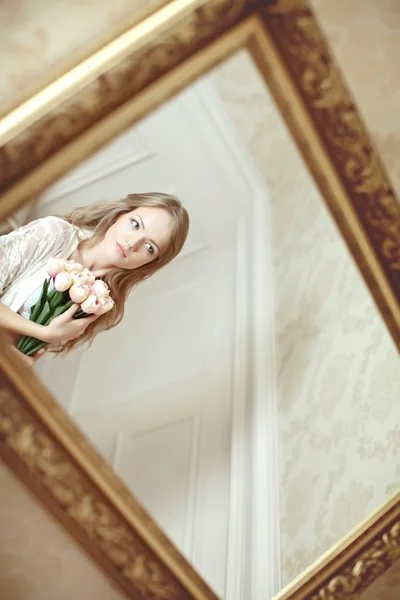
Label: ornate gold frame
xmin=0 ymin=1 xmax=399 ymax=598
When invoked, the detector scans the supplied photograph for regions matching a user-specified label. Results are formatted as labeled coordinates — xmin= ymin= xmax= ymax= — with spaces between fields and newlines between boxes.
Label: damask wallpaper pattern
xmin=1 ymin=1 xmax=400 ymax=598
xmin=210 ymin=50 xmax=400 ymax=592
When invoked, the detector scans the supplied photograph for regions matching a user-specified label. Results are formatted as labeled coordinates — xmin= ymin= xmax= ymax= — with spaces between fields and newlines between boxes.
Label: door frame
xmin=194 ymin=77 xmax=281 ymax=599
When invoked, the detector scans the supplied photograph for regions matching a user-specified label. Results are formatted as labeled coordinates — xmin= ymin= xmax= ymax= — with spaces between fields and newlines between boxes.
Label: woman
xmin=0 ymin=192 xmax=189 ymax=366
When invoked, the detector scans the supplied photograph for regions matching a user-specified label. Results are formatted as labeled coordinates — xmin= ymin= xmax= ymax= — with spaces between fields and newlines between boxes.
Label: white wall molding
xmin=194 ymin=76 xmax=281 ymax=599
xmin=112 ymin=411 xmax=200 ymax=558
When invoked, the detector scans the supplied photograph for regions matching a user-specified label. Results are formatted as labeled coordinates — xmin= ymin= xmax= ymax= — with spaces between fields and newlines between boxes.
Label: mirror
xmin=1 ymin=2 xmax=399 ymax=599
xmin=2 ymin=47 xmax=398 ymax=598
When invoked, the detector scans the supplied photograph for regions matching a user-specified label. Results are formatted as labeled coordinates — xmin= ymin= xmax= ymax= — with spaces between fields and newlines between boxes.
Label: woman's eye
xmin=146 ymin=243 xmax=154 ymax=255
xmin=131 ymin=219 xmax=139 ymax=229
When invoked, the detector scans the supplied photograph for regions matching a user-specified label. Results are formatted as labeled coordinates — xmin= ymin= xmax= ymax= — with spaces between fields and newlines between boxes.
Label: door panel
xmin=34 ymin=85 xmax=248 ymax=597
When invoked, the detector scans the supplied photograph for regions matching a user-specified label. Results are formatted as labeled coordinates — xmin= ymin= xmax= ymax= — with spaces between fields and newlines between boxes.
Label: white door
xmin=33 ymin=83 xmax=252 ymax=597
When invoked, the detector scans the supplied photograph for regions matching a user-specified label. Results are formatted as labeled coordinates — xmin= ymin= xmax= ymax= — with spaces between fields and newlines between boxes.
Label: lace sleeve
xmin=0 ymin=216 xmax=75 ymax=296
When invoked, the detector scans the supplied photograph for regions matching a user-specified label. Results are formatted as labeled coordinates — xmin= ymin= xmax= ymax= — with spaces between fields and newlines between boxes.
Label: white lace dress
xmin=0 ymin=216 xmax=91 ymax=318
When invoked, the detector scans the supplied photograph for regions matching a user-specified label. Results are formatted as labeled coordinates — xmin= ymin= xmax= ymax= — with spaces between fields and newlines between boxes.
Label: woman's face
xmin=104 ymin=206 xmax=174 ymax=269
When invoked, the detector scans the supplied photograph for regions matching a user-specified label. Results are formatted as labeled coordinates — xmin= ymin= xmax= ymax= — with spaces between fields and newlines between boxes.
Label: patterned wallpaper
xmin=1 ymin=1 xmax=400 ymax=598
xmin=0 ymin=460 xmax=125 ymax=600
xmin=210 ymin=50 xmax=400 ymax=591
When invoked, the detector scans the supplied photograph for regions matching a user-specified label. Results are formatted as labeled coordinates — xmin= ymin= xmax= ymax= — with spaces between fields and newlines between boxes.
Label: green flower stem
xmin=24 ymin=339 xmax=48 ymax=357
xmin=15 ymin=270 xmax=96 ymax=353
xmin=16 ymin=335 xmax=27 ymax=352
xmin=17 ymin=278 xmax=54 ymax=354
xmin=17 ymin=303 xmax=51 ymax=354
xmin=17 ymin=299 xmax=76 ymax=355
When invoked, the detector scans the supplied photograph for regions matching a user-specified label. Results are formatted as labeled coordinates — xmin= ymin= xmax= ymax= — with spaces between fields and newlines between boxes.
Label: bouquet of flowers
xmin=17 ymin=258 xmax=114 ymax=356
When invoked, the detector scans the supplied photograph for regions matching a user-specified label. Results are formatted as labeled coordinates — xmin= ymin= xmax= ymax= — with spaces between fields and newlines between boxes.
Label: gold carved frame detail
xmin=0 ymin=1 xmax=399 ymax=599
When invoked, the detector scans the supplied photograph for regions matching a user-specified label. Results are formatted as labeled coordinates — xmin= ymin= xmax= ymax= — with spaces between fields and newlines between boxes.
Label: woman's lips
xmin=116 ymin=242 xmax=126 ymax=258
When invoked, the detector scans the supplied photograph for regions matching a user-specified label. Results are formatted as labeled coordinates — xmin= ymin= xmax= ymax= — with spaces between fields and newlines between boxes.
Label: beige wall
xmin=0 ymin=460 xmax=125 ymax=600
xmin=210 ymin=50 xmax=399 ymax=587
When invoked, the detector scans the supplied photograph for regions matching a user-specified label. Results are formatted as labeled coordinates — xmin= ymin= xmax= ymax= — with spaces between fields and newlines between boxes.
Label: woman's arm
xmin=3 ymin=328 xmax=46 ymax=367
xmin=0 ymin=216 xmax=75 ymax=297
xmin=0 ymin=217 xmax=98 ymax=347
xmin=0 ymin=302 xmax=99 ymax=345
xmin=0 ymin=302 xmax=51 ymax=342
xmin=0 ymin=217 xmax=78 ymax=344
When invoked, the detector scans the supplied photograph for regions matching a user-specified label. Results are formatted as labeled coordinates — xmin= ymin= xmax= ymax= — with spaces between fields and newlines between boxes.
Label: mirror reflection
xmin=1 ymin=50 xmax=399 ymax=598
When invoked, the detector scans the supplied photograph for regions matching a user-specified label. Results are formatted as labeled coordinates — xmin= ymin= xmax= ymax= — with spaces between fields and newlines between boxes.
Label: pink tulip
xmin=71 ymin=271 xmax=85 ymax=284
xmin=64 ymin=259 xmax=83 ymax=273
xmin=54 ymin=272 xmax=72 ymax=292
xmin=91 ymin=280 xmax=110 ymax=298
xmin=69 ymin=282 xmax=90 ymax=304
xmin=70 ymin=272 xmax=83 ymax=285
xmin=81 ymin=268 xmax=96 ymax=285
xmin=80 ymin=294 xmax=101 ymax=314
xmin=97 ymin=297 xmax=115 ymax=315
xmin=47 ymin=258 xmax=65 ymax=277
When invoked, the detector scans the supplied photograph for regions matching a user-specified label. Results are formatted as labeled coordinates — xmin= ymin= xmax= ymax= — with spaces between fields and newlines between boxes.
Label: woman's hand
xmin=43 ymin=304 xmax=98 ymax=344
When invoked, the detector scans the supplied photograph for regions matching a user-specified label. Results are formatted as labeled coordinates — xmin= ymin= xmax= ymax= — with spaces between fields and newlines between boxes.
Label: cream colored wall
xmin=210 ymin=50 xmax=400 ymax=588
xmin=0 ymin=460 xmax=126 ymax=600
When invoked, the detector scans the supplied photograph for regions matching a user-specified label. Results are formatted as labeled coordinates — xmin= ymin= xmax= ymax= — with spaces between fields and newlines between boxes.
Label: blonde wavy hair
xmin=58 ymin=192 xmax=189 ymax=352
